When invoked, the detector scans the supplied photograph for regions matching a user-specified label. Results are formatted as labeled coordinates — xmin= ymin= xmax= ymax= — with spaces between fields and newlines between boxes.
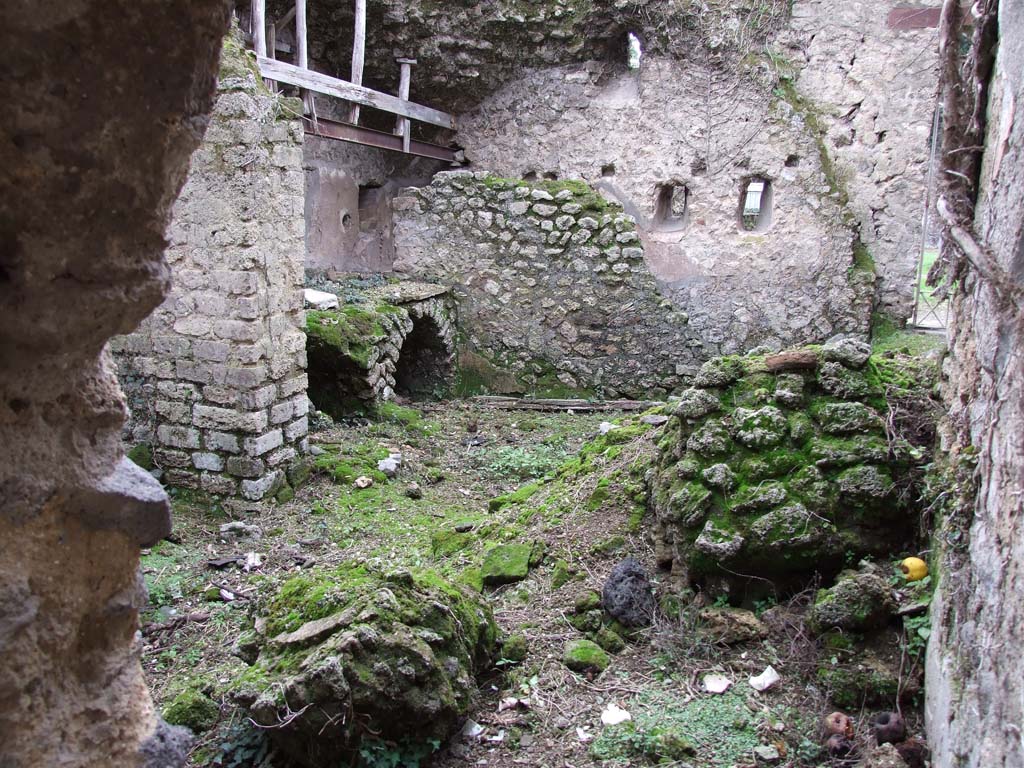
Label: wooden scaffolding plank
xmin=349 ymin=0 xmax=367 ymax=123
xmin=256 ymin=56 xmax=456 ymax=129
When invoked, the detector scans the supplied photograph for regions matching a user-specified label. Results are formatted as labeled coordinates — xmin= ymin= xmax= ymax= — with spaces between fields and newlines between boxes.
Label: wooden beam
xmin=275 ymin=6 xmax=296 ymax=31
xmin=349 ymin=0 xmax=366 ymax=123
xmin=395 ymin=59 xmax=416 ymax=153
xmin=257 ymin=56 xmax=456 ymax=129
xmin=302 ymin=117 xmax=459 ymax=162
xmin=251 ymin=0 xmax=267 ymax=57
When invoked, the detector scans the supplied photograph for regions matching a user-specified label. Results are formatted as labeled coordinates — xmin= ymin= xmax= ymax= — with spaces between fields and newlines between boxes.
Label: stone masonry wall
xmin=112 ymin=39 xmax=308 ymax=501
xmin=452 ymin=55 xmax=874 ymax=368
xmin=393 ymin=172 xmax=695 ymax=397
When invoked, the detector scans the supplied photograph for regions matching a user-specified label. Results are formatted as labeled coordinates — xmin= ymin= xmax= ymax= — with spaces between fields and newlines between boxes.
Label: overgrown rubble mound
xmin=649 ymin=339 xmax=938 ymax=598
xmin=232 ymin=564 xmax=496 ymax=767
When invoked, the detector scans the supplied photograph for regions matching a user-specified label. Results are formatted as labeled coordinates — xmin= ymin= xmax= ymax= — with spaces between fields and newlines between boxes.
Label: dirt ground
xmin=141 ymin=400 xmax=926 ymax=768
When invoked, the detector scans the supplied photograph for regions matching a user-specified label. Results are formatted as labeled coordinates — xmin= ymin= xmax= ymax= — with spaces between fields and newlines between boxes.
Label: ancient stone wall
xmin=926 ymin=2 xmax=1024 ymax=764
xmin=393 ymin=172 xmax=696 ymax=397
xmin=112 ymin=38 xmax=309 ymax=502
xmin=780 ymin=0 xmax=942 ymax=321
xmin=0 ymin=3 xmax=228 ymax=766
xmin=446 ymin=55 xmax=874 ymax=376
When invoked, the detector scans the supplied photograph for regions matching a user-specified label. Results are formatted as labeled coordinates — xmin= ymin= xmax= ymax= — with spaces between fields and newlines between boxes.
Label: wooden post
xmin=348 ymin=0 xmax=366 ymax=124
xmin=395 ymin=58 xmax=416 ymax=154
xmin=295 ymin=0 xmax=311 ymax=115
xmin=266 ymin=21 xmax=278 ymax=92
xmin=252 ymin=0 xmax=267 ymax=57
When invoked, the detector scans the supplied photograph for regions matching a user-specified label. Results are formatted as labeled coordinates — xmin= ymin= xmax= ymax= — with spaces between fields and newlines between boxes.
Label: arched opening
xmin=652 ymin=182 xmax=690 ymax=232
xmin=738 ymin=177 xmax=773 ymax=233
xmin=394 ymin=315 xmax=453 ymax=400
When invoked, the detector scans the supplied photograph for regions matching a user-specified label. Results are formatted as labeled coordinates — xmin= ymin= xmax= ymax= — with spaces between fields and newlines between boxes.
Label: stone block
xmin=243 ymin=429 xmax=283 ymax=457
xmin=154 ymin=400 xmax=191 ymax=424
xmin=193 ymin=340 xmax=231 ymax=362
xmin=240 ymin=384 xmax=277 ymax=410
xmin=201 ymin=385 xmax=240 ymax=406
xmin=215 ymin=319 xmax=262 ymax=343
xmin=284 ymin=416 xmax=309 ymax=442
xmin=270 ymin=401 xmax=293 ymax=424
xmin=204 ymin=431 xmax=241 ymax=453
xmin=226 ymin=365 xmax=269 ymax=390
xmin=153 ymin=448 xmax=192 ymax=468
xmin=176 ymin=361 xmax=227 ymax=385
xmin=192 ymin=452 xmax=225 ymax=472
xmin=164 ymin=469 xmax=200 ymax=490
xmin=226 ymin=456 xmax=266 ymax=478
xmin=240 ymin=470 xmax=284 ymax=501
xmin=156 ymin=382 xmax=198 ymax=401
xmin=290 ymin=394 xmax=309 ymax=418
xmin=266 ymin=446 xmax=297 ymax=467
xmin=193 ymin=404 xmax=267 ymax=433
xmin=200 ymin=473 xmax=238 ymax=495
xmin=157 ymin=425 xmax=201 ymax=450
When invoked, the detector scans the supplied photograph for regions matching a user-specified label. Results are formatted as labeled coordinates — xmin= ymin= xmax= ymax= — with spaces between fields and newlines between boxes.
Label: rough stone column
xmin=113 ymin=37 xmax=309 ymax=501
xmin=926 ymin=2 xmax=1024 ymax=765
xmin=0 ymin=3 xmax=229 ymax=766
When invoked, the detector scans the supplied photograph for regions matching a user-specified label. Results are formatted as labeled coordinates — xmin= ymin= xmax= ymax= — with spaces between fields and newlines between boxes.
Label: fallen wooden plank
xmin=257 ymin=56 xmax=456 ymax=129
xmin=468 ymin=396 xmax=663 ymax=412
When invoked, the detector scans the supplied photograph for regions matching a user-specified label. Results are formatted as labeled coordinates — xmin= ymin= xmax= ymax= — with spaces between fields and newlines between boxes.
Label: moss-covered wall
xmin=649 ymin=340 xmax=939 ymax=600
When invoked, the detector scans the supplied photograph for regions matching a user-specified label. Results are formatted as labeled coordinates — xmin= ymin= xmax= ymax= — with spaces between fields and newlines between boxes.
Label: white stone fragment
xmin=303 ymin=288 xmax=339 ymax=310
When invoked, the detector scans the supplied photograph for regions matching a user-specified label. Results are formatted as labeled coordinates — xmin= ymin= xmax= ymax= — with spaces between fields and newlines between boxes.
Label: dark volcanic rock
xmin=602 ymin=558 xmax=655 ymax=628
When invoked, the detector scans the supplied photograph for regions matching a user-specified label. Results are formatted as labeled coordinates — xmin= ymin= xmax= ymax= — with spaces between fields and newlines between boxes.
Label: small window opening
xmin=738 ymin=177 xmax=773 ymax=233
xmin=340 ymin=210 xmax=353 ymax=230
xmin=601 ymin=163 xmax=616 ymax=177
xmin=784 ymin=154 xmax=801 ymax=167
xmin=653 ymin=183 xmax=690 ymax=232
xmin=543 ymin=171 xmax=559 ymax=180
xmin=522 ymin=171 xmax=539 ymax=182
xmin=627 ymin=32 xmax=643 ymax=70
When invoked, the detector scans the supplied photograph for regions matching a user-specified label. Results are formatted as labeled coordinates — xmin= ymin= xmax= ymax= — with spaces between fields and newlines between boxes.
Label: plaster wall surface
xmin=781 ymin=0 xmax=942 ymax=320
xmin=113 ymin=42 xmax=309 ymax=501
xmin=303 ymin=135 xmax=445 ymax=274
xmin=0 ymin=2 xmax=229 ymax=766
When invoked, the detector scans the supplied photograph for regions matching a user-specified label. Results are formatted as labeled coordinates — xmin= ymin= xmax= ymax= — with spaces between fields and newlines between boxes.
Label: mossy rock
xmin=501 ymin=633 xmax=529 ymax=663
xmin=235 ymin=565 xmax=496 ymax=766
xmin=551 ymin=559 xmax=574 ymax=590
xmin=592 ymin=626 xmax=626 ymax=654
xmin=432 ymin=529 xmax=475 ymax=558
xmin=563 ymin=639 xmax=610 ymax=673
xmin=162 ymin=689 xmax=219 ymax=733
xmin=808 ymin=565 xmax=896 ymax=633
xmin=481 ymin=543 xmax=533 ymax=586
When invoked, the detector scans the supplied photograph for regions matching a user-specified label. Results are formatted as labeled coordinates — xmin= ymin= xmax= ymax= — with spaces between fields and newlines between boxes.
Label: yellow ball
xmin=900 ymin=557 xmax=928 ymax=582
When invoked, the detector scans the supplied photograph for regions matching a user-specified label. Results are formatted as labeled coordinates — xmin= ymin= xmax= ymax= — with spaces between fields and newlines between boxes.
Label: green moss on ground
xmin=591 ymin=689 xmax=759 ymax=765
